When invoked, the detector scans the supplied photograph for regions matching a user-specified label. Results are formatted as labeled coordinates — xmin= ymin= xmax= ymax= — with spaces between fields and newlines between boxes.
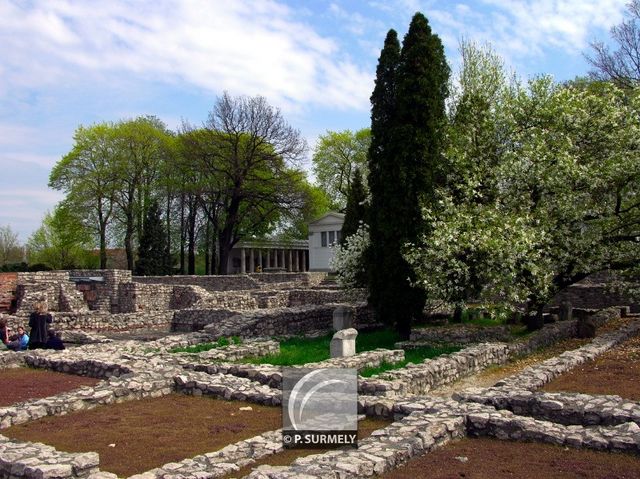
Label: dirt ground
xmin=383 ymin=437 xmax=640 ymax=479
xmin=543 ymin=334 xmax=640 ymax=400
xmin=226 ymin=417 xmax=392 ymax=478
xmin=431 ymin=318 xmax=631 ymax=397
xmin=5 ymin=394 xmax=282 ymax=477
xmin=0 ymin=367 xmax=100 ymax=406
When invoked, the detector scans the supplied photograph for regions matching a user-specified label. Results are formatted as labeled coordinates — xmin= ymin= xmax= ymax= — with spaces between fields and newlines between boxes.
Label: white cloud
xmin=0 ymin=0 xmax=373 ymax=112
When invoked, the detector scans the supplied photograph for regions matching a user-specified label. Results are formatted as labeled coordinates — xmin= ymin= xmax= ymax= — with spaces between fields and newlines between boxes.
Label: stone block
xmin=333 ymin=306 xmax=354 ymax=331
xmin=330 ymin=328 xmax=358 ymax=358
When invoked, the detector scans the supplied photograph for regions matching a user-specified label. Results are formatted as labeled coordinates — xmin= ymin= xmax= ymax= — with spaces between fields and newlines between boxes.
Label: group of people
xmin=0 ymin=302 xmax=65 ymax=352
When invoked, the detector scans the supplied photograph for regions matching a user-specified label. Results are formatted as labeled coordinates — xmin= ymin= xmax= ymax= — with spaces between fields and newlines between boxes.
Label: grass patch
xmin=359 ymin=345 xmax=461 ymax=377
xmin=243 ymin=329 xmax=407 ymax=366
xmin=170 ymin=336 xmax=242 ymax=354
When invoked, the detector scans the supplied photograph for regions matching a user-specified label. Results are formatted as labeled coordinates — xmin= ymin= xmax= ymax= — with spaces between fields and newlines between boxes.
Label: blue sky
xmin=0 ymin=0 xmax=627 ymax=240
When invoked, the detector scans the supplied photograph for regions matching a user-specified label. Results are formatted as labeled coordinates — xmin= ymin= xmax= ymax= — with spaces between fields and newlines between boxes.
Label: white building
xmin=227 ymin=239 xmax=309 ymax=274
xmin=307 ymin=212 xmax=345 ymax=272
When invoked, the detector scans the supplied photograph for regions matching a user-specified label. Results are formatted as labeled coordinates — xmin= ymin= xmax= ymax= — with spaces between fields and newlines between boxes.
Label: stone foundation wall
xmin=194 ymin=303 xmax=378 ymax=338
xmin=5 ymin=311 xmax=174 ymax=332
xmin=405 ymin=325 xmax=512 ymax=346
xmin=133 ymin=275 xmax=261 ymax=291
xmin=0 ymin=272 xmax=17 ymax=313
xmin=553 ymin=283 xmax=640 ymax=313
xmin=249 ymin=272 xmax=327 ymax=287
xmin=117 ymin=283 xmax=175 ymax=313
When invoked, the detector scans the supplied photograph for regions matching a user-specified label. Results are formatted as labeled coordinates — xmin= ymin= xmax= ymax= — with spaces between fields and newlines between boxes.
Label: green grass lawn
xmin=359 ymin=344 xmax=461 ymax=377
xmin=241 ymin=329 xmax=459 ymax=367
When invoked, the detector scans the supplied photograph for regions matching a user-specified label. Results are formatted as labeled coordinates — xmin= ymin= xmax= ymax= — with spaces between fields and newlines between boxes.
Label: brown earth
xmin=5 ymin=394 xmax=282 ymax=477
xmin=225 ymin=417 xmax=392 ymax=478
xmin=0 ymin=367 xmax=100 ymax=406
xmin=543 ymin=334 xmax=640 ymax=400
xmin=383 ymin=437 xmax=640 ymax=479
xmin=432 ymin=318 xmax=631 ymax=397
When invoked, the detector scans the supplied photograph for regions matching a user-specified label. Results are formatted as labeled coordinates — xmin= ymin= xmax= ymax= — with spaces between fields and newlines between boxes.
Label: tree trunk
xmin=124 ymin=214 xmax=135 ymax=271
xmin=204 ymin=219 xmax=211 ymax=275
xmin=99 ymin=226 xmax=107 ymax=270
xmin=179 ymin=193 xmax=185 ymax=275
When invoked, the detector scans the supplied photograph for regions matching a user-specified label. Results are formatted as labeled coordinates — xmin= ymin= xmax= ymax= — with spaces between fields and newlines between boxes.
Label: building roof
xmin=308 ymin=211 xmax=345 ymax=226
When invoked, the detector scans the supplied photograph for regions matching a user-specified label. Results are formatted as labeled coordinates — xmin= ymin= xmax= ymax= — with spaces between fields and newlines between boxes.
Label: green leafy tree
xmin=368 ymin=13 xmax=449 ymax=339
xmin=27 ymin=202 xmax=96 ymax=269
xmin=406 ymin=43 xmax=640 ymax=330
xmin=340 ymin=167 xmax=367 ymax=245
xmin=135 ymin=201 xmax=172 ymax=276
xmin=50 ymin=123 xmax=119 ymax=269
xmin=203 ymin=93 xmax=307 ymax=274
xmin=368 ymin=28 xmax=401 ymax=332
xmin=0 ymin=225 xmax=23 ymax=266
xmin=312 ymin=129 xmax=370 ymax=210
xmin=112 ymin=116 xmax=173 ymax=271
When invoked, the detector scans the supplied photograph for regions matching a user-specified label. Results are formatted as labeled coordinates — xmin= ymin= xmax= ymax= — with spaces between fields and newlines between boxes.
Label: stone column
xmin=293 ymin=249 xmax=298 ymax=272
xmin=258 ymin=249 xmax=263 ymax=269
xmin=249 ymin=249 xmax=254 ymax=273
xmin=266 ymin=250 xmax=271 ymax=268
xmin=288 ymin=249 xmax=292 ymax=272
xmin=303 ymin=250 xmax=308 ymax=272
xmin=240 ymin=248 xmax=246 ymax=274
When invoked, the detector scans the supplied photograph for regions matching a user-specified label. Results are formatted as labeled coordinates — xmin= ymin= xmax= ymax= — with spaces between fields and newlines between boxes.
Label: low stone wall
xmin=175 ymin=339 xmax=280 ymax=362
xmin=249 ymin=272 xmax=327 ymax=287
xmin=0 ymin=272 xmax=17 ymax=314
xmin=184 ymin=349 xmax=405 ymax=389
xmin=118 ymin=283 xmax=175 ymax=313
xmin=174 ymin=371 xmax=281 ymax=405
xmin=405 ymin=325 xmax=511 ymax=347
xmin=172 ymin=309 xmax=243 ymax=332
xmin=457 ymin=389 xmax=640 ymax=427
xmin=131 ymin=429 xmax=283 ymax=479
xmin=134 ymin=275 xmax=261 ymax=291
xmin=0 ymin=436 xmax=101 ymax=479
xmin=0 ymin=371 xmax=173 ymax=429
xmin=199 ymin=303 xmax=378 ymax=339
xmin=359 ymin=343 xmax=511 ymax=397
xmin=553 ymin=283 xmax=640 ymax=313
xmin=466 ymin=409 xmax=640 ymax=453
xmin=6 ymin=311 xmax=174 ymax=333
xmin=245 ymin=411 xmax=465 ymax=478
xmin=359 ymin=308 xmax=624 ymax=398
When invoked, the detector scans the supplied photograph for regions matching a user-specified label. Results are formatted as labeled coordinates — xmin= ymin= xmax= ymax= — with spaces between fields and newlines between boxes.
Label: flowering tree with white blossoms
xmin=332 ymin=224 xmax=370 ymax=292
xmin=405 ymin=42 xmax=640 ymax=328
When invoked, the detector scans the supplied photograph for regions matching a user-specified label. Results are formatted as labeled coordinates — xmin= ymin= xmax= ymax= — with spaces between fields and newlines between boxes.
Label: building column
xmin=288 ymin=249 xmax=292 ymax=272
xmin=240 ymin=248 xmax=246 ymax=274
xmin=303 ymin=250 xmax=308 ymax=272
xmin=249 ymin=249 xmax=254 ymax=273
xmin=293 ymin=249 xmax=298 ymax=272
xmin=258 ymin=249 xmax=263 ymax=269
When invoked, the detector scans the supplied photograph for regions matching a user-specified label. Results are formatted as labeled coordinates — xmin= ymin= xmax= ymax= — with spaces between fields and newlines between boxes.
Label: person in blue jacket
xmin=7 ymin=326 xmax=29 ymax=351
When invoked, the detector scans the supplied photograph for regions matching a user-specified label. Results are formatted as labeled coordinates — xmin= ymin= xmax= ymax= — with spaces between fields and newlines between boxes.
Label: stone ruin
xmin=0 ymin=269 xmax=374 ymax=338
xmin=0 ymin=269 xmax=638 ymax=478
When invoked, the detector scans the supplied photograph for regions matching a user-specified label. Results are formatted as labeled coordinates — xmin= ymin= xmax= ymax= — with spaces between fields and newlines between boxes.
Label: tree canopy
xmin=312 ymin=128 xmax=370 ymax=211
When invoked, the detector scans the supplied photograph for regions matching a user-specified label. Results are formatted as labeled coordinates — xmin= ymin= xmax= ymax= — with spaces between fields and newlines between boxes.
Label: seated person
xmin=0 ymin=317 xmax=10 ymax=345
xmin=6 ymin=326 xmax=29 ymax=351
xmin=45 ymin=330 xmax=65 ymax=350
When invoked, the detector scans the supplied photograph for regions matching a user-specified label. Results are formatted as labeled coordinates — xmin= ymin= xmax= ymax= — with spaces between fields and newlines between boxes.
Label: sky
xmin=0 ymin=0 xmax=628 ymax=241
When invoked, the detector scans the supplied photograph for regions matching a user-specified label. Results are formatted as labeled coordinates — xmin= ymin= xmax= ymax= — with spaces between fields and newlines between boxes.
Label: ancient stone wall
xmin=133 ymin=274 xmax=261 ymax=291
xmin=552 ymin=283 xmax=639 ymax=313
xmin=193 ymin=303 xmax=378 ymax=337
xmin=248 ymin=272 xmax=327 ymax=287
xmin=0 ymin=272 xmax=17 ymax=313
xmin=5 ymin=311 xmax=174 ymax=332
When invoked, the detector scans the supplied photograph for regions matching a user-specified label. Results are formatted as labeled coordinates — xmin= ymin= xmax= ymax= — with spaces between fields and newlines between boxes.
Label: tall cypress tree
xmin=368 ymin=29 xmax=401 ymax=332
xmin=340 ymin=167 xmax=367 ymax=245
xmin=136 ymin=201 xmax=172 ymax=276
xmin=368 ymin=14 xmax=449 ymax=339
